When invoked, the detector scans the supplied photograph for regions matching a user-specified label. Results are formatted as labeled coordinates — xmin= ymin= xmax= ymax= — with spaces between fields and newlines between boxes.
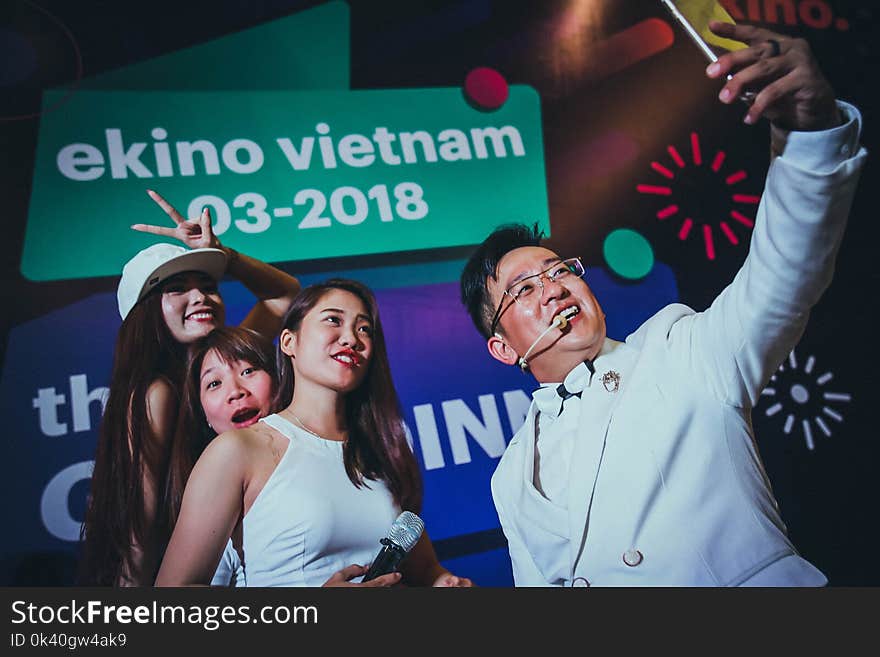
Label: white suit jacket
xmin=492 ymin=102 xmax=867 ymax=586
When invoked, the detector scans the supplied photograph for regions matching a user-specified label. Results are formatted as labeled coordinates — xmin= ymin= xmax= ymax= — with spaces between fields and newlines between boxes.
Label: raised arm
xmin=660 ymin=23 xmax=867 ymax=407
xmin=154 ymin=432 xmax=249 ymax=586
xmin=133 ymin=190 xmax=301 ymax=339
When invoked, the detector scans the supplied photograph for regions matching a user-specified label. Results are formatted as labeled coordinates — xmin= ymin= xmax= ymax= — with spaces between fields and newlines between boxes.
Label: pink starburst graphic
xmin=637 ymin=132 xmax=761 ymax=261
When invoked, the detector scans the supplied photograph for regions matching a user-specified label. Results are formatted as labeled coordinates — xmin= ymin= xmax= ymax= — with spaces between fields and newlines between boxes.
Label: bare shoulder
xmin=146 ymin=377 xmax=175 ymax=408
xmin=200 ymin=423 xmax=276 ymax=463
xmin=204 ymin=427 xmax=254 ymax=456
xmin=197 ymin=421 xmax=285 ymax=474
xmin=144 ymin=378 xmax=177 ymax=446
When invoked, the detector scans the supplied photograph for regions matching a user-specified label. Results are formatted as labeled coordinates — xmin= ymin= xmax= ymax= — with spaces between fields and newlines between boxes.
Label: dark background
xmin=1 ymin=0 xmax=877 ymax=585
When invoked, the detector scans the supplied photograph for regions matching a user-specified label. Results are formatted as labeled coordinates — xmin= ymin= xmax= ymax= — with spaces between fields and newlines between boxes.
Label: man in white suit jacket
xmin=459 ymin=22 xmax=867 ymax=586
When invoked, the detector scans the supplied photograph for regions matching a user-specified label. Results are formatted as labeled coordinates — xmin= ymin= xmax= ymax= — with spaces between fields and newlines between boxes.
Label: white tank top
xmin=216 ymin=413 xmax=400 ymax=587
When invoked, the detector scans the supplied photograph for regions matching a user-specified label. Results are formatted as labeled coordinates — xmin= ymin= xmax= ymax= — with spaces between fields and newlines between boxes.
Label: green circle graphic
xmin=603 ymin=228 xmax=654 ymax=280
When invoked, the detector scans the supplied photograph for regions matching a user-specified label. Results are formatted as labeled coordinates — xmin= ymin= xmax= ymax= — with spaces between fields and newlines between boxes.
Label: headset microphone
xmin=518 ymin=307 xmax=578 ymax=370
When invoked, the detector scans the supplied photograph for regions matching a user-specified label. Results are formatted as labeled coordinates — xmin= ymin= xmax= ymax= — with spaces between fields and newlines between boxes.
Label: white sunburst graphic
xmin=760 ymin=349 xmax=851 ymax=451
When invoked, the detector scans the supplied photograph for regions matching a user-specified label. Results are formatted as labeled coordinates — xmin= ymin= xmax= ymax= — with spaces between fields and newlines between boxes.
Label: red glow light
xmin=703 ymin=225 xmax=716 ymax=260
xmin=651 ymin=162 xmax=675 ymax=179
xmin=667 ymin=146 xmax=685 ymax=168
xmin=726 ymin=170 xmax=747 ymax=185
xmin=637 ymin=132 xmax=761 ymax=261
xmin=637 ymin=184 xmax=672 ymax=195
xmin=691 ymin=133 xmax=702 ymax=166
xmin=657 ymin=204 xmax=679 ymax=219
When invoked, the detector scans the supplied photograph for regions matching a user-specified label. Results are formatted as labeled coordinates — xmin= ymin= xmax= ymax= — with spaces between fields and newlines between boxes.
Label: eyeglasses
xmin=489 ymin=257 xmax=585 ymax=335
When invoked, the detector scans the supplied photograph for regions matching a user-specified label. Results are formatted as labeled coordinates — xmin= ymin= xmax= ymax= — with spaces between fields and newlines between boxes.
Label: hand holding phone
xmin=660 ymin=0 xmax=839 ymax=128
xmin=704 ymin=21 xmax=841 ymax=130
xmin=660 ymin=0 xmax=754 ymax=102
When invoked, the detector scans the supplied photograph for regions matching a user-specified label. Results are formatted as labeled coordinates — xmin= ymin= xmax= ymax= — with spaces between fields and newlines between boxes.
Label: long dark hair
xmin=165 ymin=326 xmax=277 ymax=532
xmin=275 ymin=279 xmax=422 ymax=513
xmin=78 ymin=291 xmax=186 ymax=585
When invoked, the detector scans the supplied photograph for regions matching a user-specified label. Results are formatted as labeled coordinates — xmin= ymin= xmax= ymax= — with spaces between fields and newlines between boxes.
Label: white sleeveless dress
xmin=211 ymin=413 xmax=400 ymax=587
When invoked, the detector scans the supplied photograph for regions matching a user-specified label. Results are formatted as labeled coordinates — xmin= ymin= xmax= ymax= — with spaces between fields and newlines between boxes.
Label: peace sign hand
xmin=131 ymin=190 xmax=223 ymax=250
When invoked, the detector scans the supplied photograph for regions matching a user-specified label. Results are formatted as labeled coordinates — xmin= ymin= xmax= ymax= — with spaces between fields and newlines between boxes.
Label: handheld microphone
xmin=360 ymin=511 xmax=425 ymax=582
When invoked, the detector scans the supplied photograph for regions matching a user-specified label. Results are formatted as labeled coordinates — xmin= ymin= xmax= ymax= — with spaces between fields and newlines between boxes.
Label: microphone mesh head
xmin=387 ymin=511 xmax=424 ymax=552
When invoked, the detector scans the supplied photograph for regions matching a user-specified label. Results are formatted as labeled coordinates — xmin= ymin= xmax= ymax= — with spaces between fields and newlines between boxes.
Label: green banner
xmin=23 ymin=86 xmax=548 ymax=281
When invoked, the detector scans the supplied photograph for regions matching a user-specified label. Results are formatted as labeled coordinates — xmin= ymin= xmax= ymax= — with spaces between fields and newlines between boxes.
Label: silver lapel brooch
xmin=601 ymin=370 xmax=620 ymax=393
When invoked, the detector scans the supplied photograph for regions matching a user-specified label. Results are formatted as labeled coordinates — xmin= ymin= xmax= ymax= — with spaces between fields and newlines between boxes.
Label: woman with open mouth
xmin=165 ymin=325 xmax=275 ymax=586
xmin=156 ymin=279 xmax=472 ymax=587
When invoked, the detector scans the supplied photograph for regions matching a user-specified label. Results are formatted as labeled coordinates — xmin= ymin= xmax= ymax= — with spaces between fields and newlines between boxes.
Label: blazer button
xmin=572 ymin=577 xmax=590 ymax=587
xmin=622 ymin=549 xmax=643 ymax=567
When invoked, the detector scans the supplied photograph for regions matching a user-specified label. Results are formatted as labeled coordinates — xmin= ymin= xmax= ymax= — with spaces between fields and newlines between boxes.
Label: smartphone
xmin=659 ymin=0 xmax=748 ymax=64
xmin=660 ymin=0 xmax=753 ymax=100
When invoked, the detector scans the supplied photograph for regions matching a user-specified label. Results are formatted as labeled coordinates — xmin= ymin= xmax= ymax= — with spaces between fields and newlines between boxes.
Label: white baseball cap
xmin=117 ymin=243 xmax=227 ymax=320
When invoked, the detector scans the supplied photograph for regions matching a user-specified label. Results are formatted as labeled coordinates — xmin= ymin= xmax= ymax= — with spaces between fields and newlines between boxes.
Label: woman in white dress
xmin=157 ymin=279 xmax=471 ymax=587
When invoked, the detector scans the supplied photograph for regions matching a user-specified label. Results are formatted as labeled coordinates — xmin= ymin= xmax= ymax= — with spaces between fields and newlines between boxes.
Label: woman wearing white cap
xmin=79 ymin=190 xmax=300 ymax=586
